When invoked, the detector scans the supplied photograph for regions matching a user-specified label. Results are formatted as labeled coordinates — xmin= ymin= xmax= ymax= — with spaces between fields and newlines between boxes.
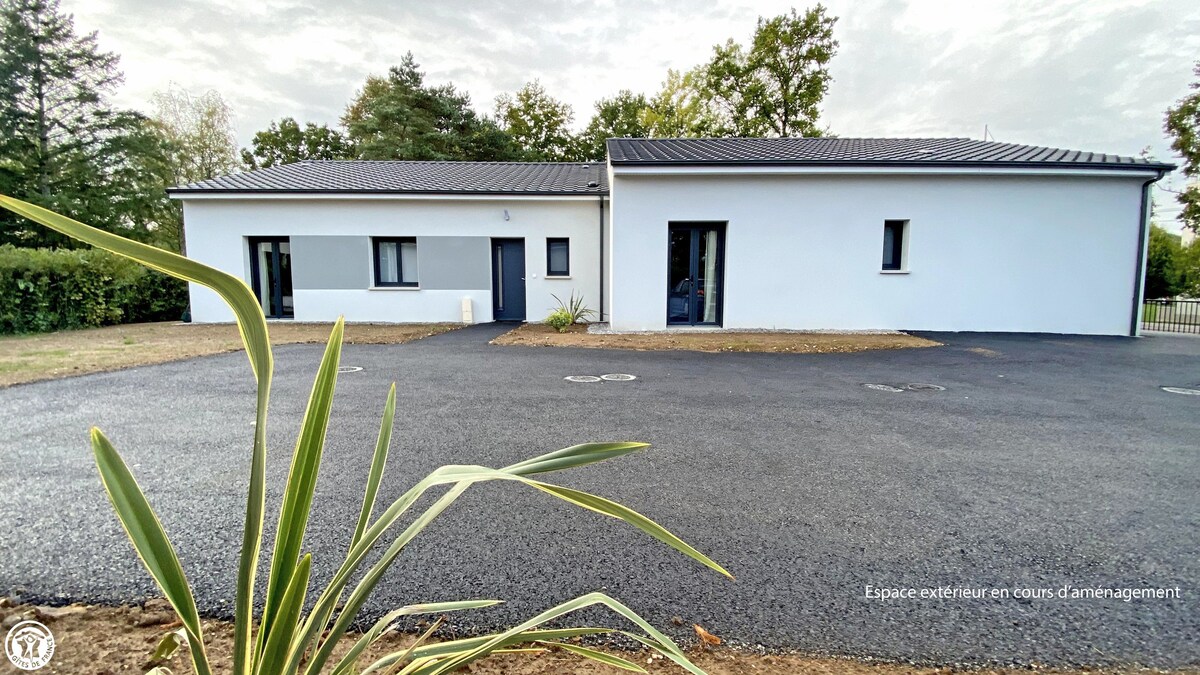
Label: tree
xmin=744 ymin=5 xmax=838 ymax=136
xmin=1165 ymin=61 xmax=1200 ymax=234
xmin=1145 ymin=225 xmax=1183 ymax=299
xmin=700 ymin=40 xmax=765 ymax=136
xmin=641 ymin=68 xmax=718 ymax=138
xmin=494 ymin=80 xmax=580 ymax=161
xmin=150 ymin=84 xmax=241 ymax=183
xmin=242 ymin=117 xmax=352 ymax=169
xmin=580 ymin=90 xmax=650 ymax=160
xmin=642 ymin=3 xmax=841 ymax=140
xmin=0 ymin=0 xmax=166 ymax=247
xmin=343 ymin=53 xmax=523 ymax=161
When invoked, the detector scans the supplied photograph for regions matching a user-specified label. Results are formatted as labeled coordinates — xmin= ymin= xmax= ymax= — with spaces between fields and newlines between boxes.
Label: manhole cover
xmin=600 ymin=374 xmax=637 ymax=381
xmin=338 ymin=366 xmax=363 ymax=373
xmin=564 ymin=375 xmax=601 ymax=383
xmin=1161 ymin=386 xmax=1200 ymax=396
xmin=906 ymin=383 xmax=946 ymax=391
xmin=862 ymin=383 xmax=904 ymax=392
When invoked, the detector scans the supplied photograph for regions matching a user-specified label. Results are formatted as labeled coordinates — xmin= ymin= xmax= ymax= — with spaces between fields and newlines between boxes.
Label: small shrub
xmin=550 ymin=291 xmax=596 ymax=325
xmin=545 ymin=308 xmax=574 ymax=332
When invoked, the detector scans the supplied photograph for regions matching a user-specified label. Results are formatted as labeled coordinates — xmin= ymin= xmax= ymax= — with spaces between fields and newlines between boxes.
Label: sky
xmin=63 ymin=0 xmax=1200 ymax=231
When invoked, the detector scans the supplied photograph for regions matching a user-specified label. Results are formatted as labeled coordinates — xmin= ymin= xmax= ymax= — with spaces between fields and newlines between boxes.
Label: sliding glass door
xmin=249 ymin=237 xmax=293 ymax=319
xmin=667 ymin=223 xmax=725 ymax=326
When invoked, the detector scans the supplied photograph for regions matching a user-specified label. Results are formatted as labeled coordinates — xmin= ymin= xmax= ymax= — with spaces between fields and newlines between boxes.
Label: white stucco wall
xmin=608 ymin=171 xmax=1149 ymax=335
xmin=181 ymin=197 xmax=604 ymax=323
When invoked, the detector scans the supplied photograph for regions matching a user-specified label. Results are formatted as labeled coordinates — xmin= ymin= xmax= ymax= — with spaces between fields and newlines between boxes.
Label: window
xmin=882 ymin=220 xmax=907 ymax=271
xmin=547 ymin=237 xmax=570 ymax=276
xmin=373 ymin=237 xmax=418 ymax=287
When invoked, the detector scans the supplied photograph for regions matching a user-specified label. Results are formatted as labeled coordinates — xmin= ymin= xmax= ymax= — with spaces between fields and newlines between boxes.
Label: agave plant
xmin=0 ymin=195 xmax=732 ymax=675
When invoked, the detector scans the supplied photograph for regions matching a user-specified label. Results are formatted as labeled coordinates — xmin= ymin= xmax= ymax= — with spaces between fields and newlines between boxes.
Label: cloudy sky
xmin=64 ymin=0 xmax=1200 ymax=229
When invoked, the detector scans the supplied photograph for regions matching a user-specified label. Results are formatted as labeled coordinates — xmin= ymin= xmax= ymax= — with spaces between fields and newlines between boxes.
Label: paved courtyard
xmin=0 ymin=325 xmax=1196 ymax=667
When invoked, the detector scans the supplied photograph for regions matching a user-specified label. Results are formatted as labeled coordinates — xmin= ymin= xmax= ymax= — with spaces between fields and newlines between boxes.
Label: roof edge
xmin=607 ymin=158 xmax=1177 ymax=172
xmin=166 ymin=188 xmax=610 ymax=198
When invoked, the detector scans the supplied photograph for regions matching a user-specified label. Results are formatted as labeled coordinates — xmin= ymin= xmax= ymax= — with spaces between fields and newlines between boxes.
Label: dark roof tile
xmin=606 ymin=137 xmax=1175 ymax=171
xmin=169 ymin=161 xmax=609 ymax=195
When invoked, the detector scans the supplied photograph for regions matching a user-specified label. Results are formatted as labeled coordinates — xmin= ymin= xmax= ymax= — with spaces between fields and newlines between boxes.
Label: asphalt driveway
xmin=1 ymin=326 xmax=1197 ymax=667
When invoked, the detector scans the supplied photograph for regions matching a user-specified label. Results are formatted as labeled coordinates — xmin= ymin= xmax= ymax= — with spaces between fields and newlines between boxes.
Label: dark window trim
xmin=882 ymin=220 xmax=907 ymax=271
xmin=546 ymin=237 xmax=570 ymax=276
xmin=373 ymin=236 xmax=418 ymax=287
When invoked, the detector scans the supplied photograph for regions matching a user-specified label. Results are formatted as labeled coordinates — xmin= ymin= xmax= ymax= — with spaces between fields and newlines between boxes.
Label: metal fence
xmin=1142 ymin=298 xmax=1200 ymax=334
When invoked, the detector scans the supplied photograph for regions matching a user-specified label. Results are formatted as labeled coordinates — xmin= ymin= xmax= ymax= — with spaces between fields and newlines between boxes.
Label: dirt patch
xmin=492 ymin=324 xmax=941 ymax=354
xmin=0 ymin=600 xmax=1182 ymax=675
xmin=0 ymin=322 xmax=460 ymax=387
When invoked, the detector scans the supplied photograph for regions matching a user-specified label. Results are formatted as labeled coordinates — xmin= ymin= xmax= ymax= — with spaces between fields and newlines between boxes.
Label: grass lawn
xmin=0 ymin=321 xmax=460 ymax=387
xmin=492 ymin=323 xmax=941 ymax=353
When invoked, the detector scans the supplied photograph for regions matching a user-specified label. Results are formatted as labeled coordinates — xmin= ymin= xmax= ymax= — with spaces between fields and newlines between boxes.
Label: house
xmin=168 ymin=137 xmax=1174 ymax=336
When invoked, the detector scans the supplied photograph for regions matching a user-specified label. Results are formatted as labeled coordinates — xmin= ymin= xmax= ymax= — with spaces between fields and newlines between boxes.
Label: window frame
xmin=881 ymin=220 xmax=908 ymax=272
xmin=546 ymin=237 xmax=570 ymax=277
xmin=372 ymin=236 xmax=418 ymax=288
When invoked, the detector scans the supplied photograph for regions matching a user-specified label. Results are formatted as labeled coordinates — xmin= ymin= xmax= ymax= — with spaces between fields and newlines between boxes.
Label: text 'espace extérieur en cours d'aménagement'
xmin=864 ymin=585 xmax=1183 ymax=602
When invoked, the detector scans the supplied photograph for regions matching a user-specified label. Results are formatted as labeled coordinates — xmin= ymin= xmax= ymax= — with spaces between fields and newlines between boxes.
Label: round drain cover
xmin=565 ymin=375 xmax=601 ymax=383
xmin=906 ymin=383 xmax=945 ymax=391
xmin=338 ymin=366 xmax=363 ymax=373
xmin=600 ymin=374 xmax=637 ymax=381
xmin=1161 ymin=386 xmax=1200 ymax=396
xmin=862 ymin=383 xmax=904 ymax=392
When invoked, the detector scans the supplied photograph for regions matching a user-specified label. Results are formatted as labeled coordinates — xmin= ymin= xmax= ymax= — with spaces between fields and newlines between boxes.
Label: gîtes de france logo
xmin=5 ymin=620 xmax=55 ymax=670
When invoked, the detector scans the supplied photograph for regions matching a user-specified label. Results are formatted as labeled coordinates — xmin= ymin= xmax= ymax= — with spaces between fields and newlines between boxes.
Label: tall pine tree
xmin=0 ymin=0 xmax=170 ymax=247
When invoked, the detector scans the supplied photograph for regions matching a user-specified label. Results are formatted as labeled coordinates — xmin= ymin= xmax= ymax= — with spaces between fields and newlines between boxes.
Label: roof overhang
xmin=609 ymin=163 xmax=1172 ymax=178
xmin=168 ymin=191 xmax=608 ymax=201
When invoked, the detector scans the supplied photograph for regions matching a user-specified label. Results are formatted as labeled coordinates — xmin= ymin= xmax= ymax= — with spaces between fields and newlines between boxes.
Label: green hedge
xmin=0 ymin=244 xmax=188 ymax=334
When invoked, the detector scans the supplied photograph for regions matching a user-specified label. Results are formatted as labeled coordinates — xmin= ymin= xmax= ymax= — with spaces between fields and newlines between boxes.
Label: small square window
xmin=373 ymin=237 xmax=418 ymax=287
xmin=547 ymin=238 xmax=569 ymax=276
xmin=882 ymin=220 xmax=907 ymax=271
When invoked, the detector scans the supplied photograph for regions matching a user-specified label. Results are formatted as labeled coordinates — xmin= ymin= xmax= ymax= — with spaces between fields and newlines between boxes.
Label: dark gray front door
xmin=491 ymin=238 xmax=526 ymax=321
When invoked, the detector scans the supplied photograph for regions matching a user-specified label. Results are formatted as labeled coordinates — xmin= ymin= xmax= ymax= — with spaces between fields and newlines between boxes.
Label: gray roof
xmin=168 ymin=161 xmax=608 ymax=195
xmin=607 ymin=137 xmax=1175 ymax=171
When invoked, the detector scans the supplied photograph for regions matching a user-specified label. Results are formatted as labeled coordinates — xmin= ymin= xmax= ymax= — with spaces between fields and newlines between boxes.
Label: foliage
xmin=551 ymin=291 xmax=596 ymax=325
xmin=580 ymin=90 xmax=650 ymax=161
xmin=0 ymin=194 xmax=731 ymax=674
xmin=242 ymin=117 xmax=354 ymax=169
xmin=495 ymin=80 xmax=581 ymax=161
xmin=343 ymin=53 xmax=524 ymax=161
xmin=643 ymin=5 xmax=838 ymax=138
xmin=0 ymin=0 xmax=172 ymax=248
xmin=1165 ymin=61 xmax=1200 ymax=234
xmin=641 ymin=68 xmax=719 ymax=138
xmin=742 ymin=5 xmax=838 ymax=136
xmin=151 ymin=84 xmax=242 ymax=184
xmin=1146 ymin=225 xmax=1183 ymax=299
xmin=545 ymin=308 xmax=573 ymax=332
xmin=0 ymin=243 xmax=186 ymax=333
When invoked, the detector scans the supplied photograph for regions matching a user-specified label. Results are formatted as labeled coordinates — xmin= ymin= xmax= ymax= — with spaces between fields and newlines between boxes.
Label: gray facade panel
xmin=291 ymin=236 xmax=370 ymax=290
xmin=416 ymin=236 xmax=491 ymax=290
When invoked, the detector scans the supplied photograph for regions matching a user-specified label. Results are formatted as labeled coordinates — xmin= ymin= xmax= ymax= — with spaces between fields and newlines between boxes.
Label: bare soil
xmin=0 ymin=322 xmax=460 ymax=388
xmin=492 ymin=324 xmax=942 ymax=354
xmin=3 ymin=601 xmax=1184 ymax=675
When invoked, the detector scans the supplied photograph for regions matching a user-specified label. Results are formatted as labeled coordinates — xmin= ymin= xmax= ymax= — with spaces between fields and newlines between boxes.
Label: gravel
xmin=0 ymin=325 xmax=1196 ymax=668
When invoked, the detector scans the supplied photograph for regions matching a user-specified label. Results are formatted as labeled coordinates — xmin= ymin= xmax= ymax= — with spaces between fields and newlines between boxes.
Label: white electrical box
xmin=461 ymin=297 xmax=473 ymax=324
